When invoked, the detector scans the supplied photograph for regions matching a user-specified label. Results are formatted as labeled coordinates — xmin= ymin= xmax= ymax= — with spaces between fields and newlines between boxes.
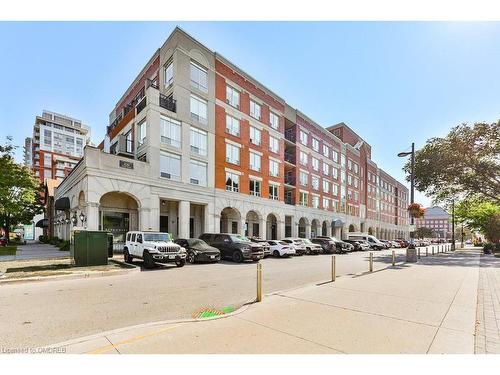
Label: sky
xmin=1 ymin=21 xmax=499 ymax=207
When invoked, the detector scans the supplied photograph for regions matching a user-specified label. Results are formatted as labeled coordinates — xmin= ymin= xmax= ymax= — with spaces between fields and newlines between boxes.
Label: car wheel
xmin=232 ymin=250 xmax=243 ymax=263
xmin=305 ymin=247 xmax=311 ymax=255
xmin=175 ymin=259 xmax=186 ymax=267
xmin=123 ymin=249 xmax=132 ymax=263
xmin=143 ymin=251 xmax=155 ymax=269
xmin=273 ymin=250 xmax=280 ymax=257
xmin=187 ymin=252 xmax=196 ymax=264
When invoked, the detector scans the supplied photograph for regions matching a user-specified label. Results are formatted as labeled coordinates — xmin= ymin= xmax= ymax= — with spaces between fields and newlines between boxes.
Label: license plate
xmin=210 ymin=255 xmax=215 ymax=259
xmin=168 ymin=255 xmax=175 ymax=259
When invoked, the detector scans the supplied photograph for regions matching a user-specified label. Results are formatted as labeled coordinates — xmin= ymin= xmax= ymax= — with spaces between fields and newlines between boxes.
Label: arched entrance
xmin=322 ymin=221 xmax=328 ymax=236
xmin=348 ymin=224 xmax=356 ymax=232
xmin=220 ymin=207 xmax=241 ymax=234
xmin=311 ymin=219 xmax=320 ymax=238
xmin=368 ymin=227 xmax=374 ymax=235
xmin=245 ymin=210 xmax=261 ymax=237
xmin=99 ymin=192 xmax=139 ymax=249
xmin=298 ymin=217 xmax=309 ymax=238
xmin=266 ymin=213 xmax=278 ymax=240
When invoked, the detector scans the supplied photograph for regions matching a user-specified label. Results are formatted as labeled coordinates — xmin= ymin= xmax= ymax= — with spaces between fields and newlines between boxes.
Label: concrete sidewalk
xmin=0 ymin=243 xmax=68 ymax=262
xmin=51 ymin=248 xmax=492 ymax=354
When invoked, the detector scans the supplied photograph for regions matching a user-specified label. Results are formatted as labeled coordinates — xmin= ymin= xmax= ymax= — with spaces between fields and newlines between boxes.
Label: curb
xmin=0 ymin=260 xmax=139 ymax=286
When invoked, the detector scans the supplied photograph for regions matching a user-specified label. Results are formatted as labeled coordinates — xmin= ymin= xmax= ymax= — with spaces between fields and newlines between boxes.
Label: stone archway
xmin=368 ymin=227 xmax=374 ymax=236
xmin=245 ymin=210 xmax=261 ymax=237
xmin=220 ymin=207 xmax=242 ymax=234
xmin=322 ymin=220 xmax=328 ymax=236
xmin=99 ymin=191 xmax=140 ymax=247
xmin=311 ymin=219 xmax=321 ymax=238
xmin=298 ymin=217 xmax=309 ymax=238
xmin=266 ymin=213 xmax=279 ymax=240
xmin=348 ymin=224 xmax=356 ymax=232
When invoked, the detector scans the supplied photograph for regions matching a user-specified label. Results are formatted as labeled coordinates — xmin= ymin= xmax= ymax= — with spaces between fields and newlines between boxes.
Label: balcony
xmin=285 ymin=174 xmax=296 ymax=186
xmin=136 ymin=97 xmax=146 ymax=114
xmin=285 ymin=129 xmax=296 ymax=143
xmin=284 ymin=152 xmax=296 ymax=165
xmin=159 ymin=94 xmax=177 ymax=113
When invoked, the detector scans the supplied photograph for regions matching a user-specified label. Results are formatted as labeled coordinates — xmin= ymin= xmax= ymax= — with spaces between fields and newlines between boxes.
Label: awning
xmin=332 ymin=219 xmax=345 ymax=228
xmin=35 ymin=219 xmax=49 ymax=228
xmin=55 ymin=197 xmax=70 ymax=210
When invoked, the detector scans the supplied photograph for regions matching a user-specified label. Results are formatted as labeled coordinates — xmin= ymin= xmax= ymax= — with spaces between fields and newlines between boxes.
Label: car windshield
xmin=230 ymin=235 xmax=251 ymax=243
xmin=279 ymin=241 xmax=288 ymax=245
xmin=187 ymin=239 xmax=210 ymax=248
xmin=143 ymin=233 xmax=171 ymax=242
xmin=302 ymin=239 xmax=313 ymax=244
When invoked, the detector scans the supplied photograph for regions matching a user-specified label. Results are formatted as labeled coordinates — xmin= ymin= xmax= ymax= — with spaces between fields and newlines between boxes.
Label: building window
xmin=323 ymin=180 xmax=330 ymax=194
xmin=226 ymin=172 xmax=239 ymax=192
xmin=269 ymin=135 xmax=279 ymax=154
xmin=300 ymin=171 xmax=308 ymax=186
xmin=225 ymin=115 xmax=240 ymax=137
xmin=190 ymin=160 xmax=207 ymax=186
xmin=164 ymin=60 xmax=173 ymax=87
xmin=332 ymin=150 xmax=339 ymax=163
xmin=312 ymin=138 xmax=319 ymax=152
xmin=190 ymin=61 xmax=208 ymax=92
xmin=160 ymin=116 xmax=182 ymax=148
xmin=226 ymin=85 xmax=240 ymax=108
xmin=190 ymin=127 xmax=207 ymax=156
xmin=323 ymin=144 xmax=330 ymax=158
xmin=249 ymin=152 xmax=262 ymax=172
xmin=353 ymin=178 xmax=359 ymax=189
xmin=312 ymin=157 xmax=319 ymax=171
xmin=323 ymin=163 xmax=329 ymax=176
xmin=160 ymin=151 xmax=181 ymax=181
xmin=126 ymin=131 xmax=133 ymax=153
xmin=312 ymin=195 xmax=319 ymax=209
xmin=333 ymin=184 xmax=339 ymax=195
xmin=269 ymin=160 xmax=279 ymax=177
xmin=45 ymin=169 xmax=52 ymax=179
xmin=43 ymin=153 xmax=52 ymax=167
xmin=348 ymin=159 xmax=353 ymax=170
xmin=138 ymin=120 xmax=147 ymax=145
xmin=300 ymin=151 xmax=308 ymax=166
xmin=249 ymin=179 xmax=261 ymax=197
xmin=269 ymin=184 xmax=279 ymax=200
xmin=249 ymin=126 xmax=261 ymax=146
xmin=354 ymin=163 xmax=359 ymax=174
xmin=299 ymin=130 xmax=308 ymax=146
xmin=269 ymin=112 xmax=279 ymax=129
xmin=250 ymin=100 xmax=261 ymax=120
xmin=299 ymin=192 xmax=308 ymax=206
xmin=323 ymin=198 xmax=330 ymax=210
xmin=190 ymin=94 xmax=208 ymax=125
xmin=226 ymin=143 xmax=240 ymax=165
xmin=312 ymin=176 xmax=320 ymax=191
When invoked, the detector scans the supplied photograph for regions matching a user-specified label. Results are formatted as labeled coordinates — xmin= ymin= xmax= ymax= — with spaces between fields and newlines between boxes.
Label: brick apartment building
xmin=415 ymin=206 xmax=452 ymax=239
xmin=54 ymin=27 xmax=409 ymax=246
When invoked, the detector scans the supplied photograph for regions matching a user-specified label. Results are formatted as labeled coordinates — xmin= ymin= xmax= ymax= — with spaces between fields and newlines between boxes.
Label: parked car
xmin=266 ymin=240 xmax=296 ymax=257
xmin=346 ymin=233 xmax=385 ymax=250
xmin=0 ymin=236 xmax=7 ymax=247
xmin=199 ymin=233 xmax=264 ymax=263
xmin=344 ymin=239 xmax=369 ymax=251
xmin=395 ymin=238 xmax=409 ymax=248
xmin=315 ymin=236 xmax=353 ymax=253
xmin=173 ymin=238 xmax=220 ymax=263
xmin=124 ymin=231 xmax=186 ymax=269
xmin=301 ymin=239 xmax=322 ymax=255
xmin=249 ymin=238 xmax=271 ymax=257
xmin=390 ymin=241 xmax=401 ymax=248
xmin=311 ymin=237 xmax=337 ymax=254
xmin=281 ymin=238 xmax=307 ymax=256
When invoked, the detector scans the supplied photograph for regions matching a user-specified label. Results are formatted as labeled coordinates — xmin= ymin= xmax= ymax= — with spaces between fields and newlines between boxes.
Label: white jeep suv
xmin=124 ymin=231 xmax=186 ymax=269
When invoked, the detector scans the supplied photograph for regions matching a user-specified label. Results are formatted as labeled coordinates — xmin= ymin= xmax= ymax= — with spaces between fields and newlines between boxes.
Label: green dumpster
xmin=71 ymin=230 xmax=110 ymax=267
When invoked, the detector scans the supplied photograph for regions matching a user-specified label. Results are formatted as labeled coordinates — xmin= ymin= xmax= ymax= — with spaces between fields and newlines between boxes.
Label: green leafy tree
xmin=455 ymin=199 xmax=500 ymax=243
xmin=404 ymin=121 xmax=500 ymax=204
xmin=415 ymin=227 xmax=434 ymax=239
xmin=0 ymin=137 xmax=44 ymax=243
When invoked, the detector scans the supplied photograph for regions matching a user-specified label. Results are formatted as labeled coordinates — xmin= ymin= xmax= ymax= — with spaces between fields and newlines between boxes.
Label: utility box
xmin=71 ymin=230 xmax=110 ymax=267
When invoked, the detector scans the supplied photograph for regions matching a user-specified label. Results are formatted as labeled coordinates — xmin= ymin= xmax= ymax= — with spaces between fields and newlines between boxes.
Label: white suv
xmin=124 ymin=231 xmax=186 ymax=269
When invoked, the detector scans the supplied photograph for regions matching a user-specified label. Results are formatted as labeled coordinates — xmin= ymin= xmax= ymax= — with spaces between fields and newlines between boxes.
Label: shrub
xmin=483 ymin=243 xmax=494 ymax=254
xmin=39 ymin=235 xmax=48 ymax=243
xmin=0 ymin=246 xmax=17 ymax=256
xmin=58 ymin=240 xmax=70 ymax=251
xmin=495 ymin=243 xmax=500 ymax=253
xmin=49 ymin=236 xmax=60 ymax=245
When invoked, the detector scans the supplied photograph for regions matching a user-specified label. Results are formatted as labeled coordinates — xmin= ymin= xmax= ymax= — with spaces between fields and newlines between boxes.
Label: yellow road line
xmin=87 ymin=324 xmax=181 ymax=354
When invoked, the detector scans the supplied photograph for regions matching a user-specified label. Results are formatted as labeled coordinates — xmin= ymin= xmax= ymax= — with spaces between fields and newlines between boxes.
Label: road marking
xmin=87 ymin=324 xmax=181 ymax=354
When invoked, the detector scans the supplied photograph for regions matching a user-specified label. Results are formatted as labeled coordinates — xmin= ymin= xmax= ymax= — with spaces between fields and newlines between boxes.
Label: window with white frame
xmin=225 ymin=143 xmax=240 ymax=165
xmin=190 ymin=61 xmax=208 ymax=92
xmin=323 ymin=180 xmax=330 ymax=194
xmin=225 ymin=114 xmax=240 ymax=137
xmin=299 ymin=130 xmax=308 ymax=145
xmin=323 ymin=144 xmax=330 ymax=158
xmin=332 ymin=150 xmax=339 ymax=163
xmin=348 ymin=159 xmax=352 ymax=170
xmin=269 ymin=135 xmax=279 ymax=154
xmin=225 ymin=172 xmax=239 ymax=192
xmin=312 ymin=137 xmax=319 ymax=152
xmin=249 ymin=152 xmax=261 ymax=172
xmin=249 ymin=126 xmax=261 ymax=145
xmin=249 ymin=179 xmax=261 ymax=196
xmin=323 ymin=163 xmax=329 ymax=176
xmin=164 ymin=60 xmax=173 ymax=87
xmin=347 ymin=174 xmax=353 ymax=185
xmin=160 ymin=116 xmax=182 ymax=147
xmin=269 ymin=184 xmax=279 ymax=200
xmin=190 ymin=95 xmax=208 ymax=124
xmin=190 ymin=127 xmax=207 ymax=156
xmin=300 ymin=171 xmax=308 ymax=186
xmin=354 ymin=191 xmax=359 ymax=202
xmin=299 ymin=192 xmax=308 ymax=206
xmin=354 ymin=163 xmax=359 ymax=174
xmin=312 ymin=195 xmax=320 ymax=209
xmin=332 ymin=184 xmax=339 ymax=195
xmin=323 ymin=197 xmax=330 ymax=210
xmin=226 ymin=85 xmax=240 ymax=108
xmin=299 ymin=151 xmax=308 ymax=165
xmin=353 ymin=177 xmax=359 ymax=189
xmin=190 ymin=159 xmax=207 ymax=186
xmin=312 ymin=157 xmax=319 ymax=171
xmin=44 ymin=153 xmax=52 ymax=167
xmin=312 ymin=176 xmax=320 ymax=190
xmin=269 ymin=159 xmax=279 ymax=177
xmin=250 ymin=100 xmax=261 ymax=120
xmin=160 ymin=151 xmax=181 ymax=181
xmin=138 ymin=120 xmax=147 ymax=145
xmin=126 ymin=131 xmax=133 ymax=153
xmin=269 ymin=111 xmax=279 ymax=129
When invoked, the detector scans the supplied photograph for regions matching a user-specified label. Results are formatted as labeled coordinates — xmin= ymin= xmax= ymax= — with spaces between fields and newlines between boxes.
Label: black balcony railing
xmin=146 ymin=78 xmax=159 ymax=90
xmin=285 ymin=196 xmax=295 ymax=205
xmin=136 ymin=97 xmax=146 ymax=114
xmin=284 ymin=152 xmax=296 ymax=164
xmin=285 ymin=128 xmax=296 ymax=143
xmin=159 ymin=94 xmax=177 ymax=113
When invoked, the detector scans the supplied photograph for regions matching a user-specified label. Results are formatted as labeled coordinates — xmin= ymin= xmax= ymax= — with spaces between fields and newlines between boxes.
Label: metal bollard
xmin=256 ymin=263 xmax=263 ymax=302
xmin=418 ymin=248 xmax=421 ymax=259
xmin=392 ymin=250 xmax=395 ymax=266
xmin=369 ymin=252 xmax=373 ymax=272
xmin=432 ymin=247 xmax=434 ymax=255
xmin=426 ymin=248 xmax=428 ymax=257
xmin=332 ymin=255 xmax=336 ymax=282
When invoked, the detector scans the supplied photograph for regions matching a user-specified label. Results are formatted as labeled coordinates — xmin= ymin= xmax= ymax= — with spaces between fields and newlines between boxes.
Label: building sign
xmin=119 ymin=160 xmax=134 ymax=170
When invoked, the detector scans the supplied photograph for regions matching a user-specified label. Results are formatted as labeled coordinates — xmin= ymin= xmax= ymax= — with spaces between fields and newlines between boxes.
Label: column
xmin=139 ymin=208 xmax=151 ymax=231
xmin=305 ymin=223 xmax=311 ymax=239
xmin=178 ymin=201 xmax=190 ymax=239
xmin=204 ymin=202 xmax=216 ymax=233
xmin=86 ymin=202 xmax=100 ymax=230
xmin=277 ymin=220 xmax=285 ymax=240
xmin=291 ymin=219 xmax=298 ymax=237
xmin=259 ymin=217 xmax=266 ymax=240
xmin=239 ymin=218 xmax=246 ymax=235
xmin=149 ymin=195 xmax=160 ymax=232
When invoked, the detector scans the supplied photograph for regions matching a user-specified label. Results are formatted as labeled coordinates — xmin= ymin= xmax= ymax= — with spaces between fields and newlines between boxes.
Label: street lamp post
xmin=451 ymin=199 xmax=456 ymax=251
xmin=398 ymin=143 xmax=417 ymax=262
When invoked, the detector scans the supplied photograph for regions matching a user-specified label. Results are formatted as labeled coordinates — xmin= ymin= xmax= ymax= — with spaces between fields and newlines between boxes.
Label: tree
xmin=0 ymin=137 xmax=44 ymax=243
xmin=404 ymin=121 xmax=500 ymax=204
xmin=455 ymin=198 xmax=500 ymax=243
xmin=415 ymin=227 xmax=434 ymax=239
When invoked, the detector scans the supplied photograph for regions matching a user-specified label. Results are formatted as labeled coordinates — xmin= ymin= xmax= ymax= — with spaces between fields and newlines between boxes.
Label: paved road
xmin=0 ymin=243 xmax=68 ymax=262
xmin=0 ymin=246 xmax=444 ymax=348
